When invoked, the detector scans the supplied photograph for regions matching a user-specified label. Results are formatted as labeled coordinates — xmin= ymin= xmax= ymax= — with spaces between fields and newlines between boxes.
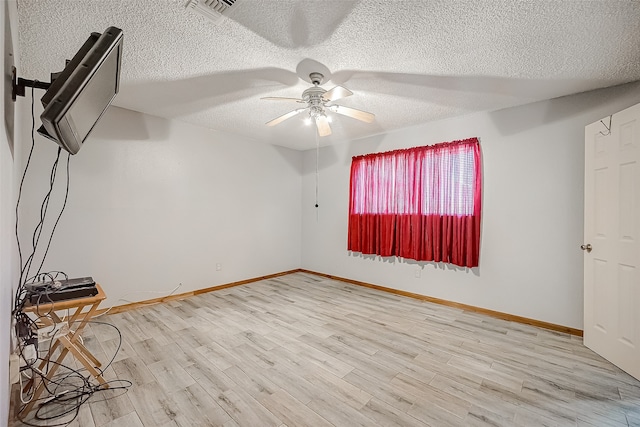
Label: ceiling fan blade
xmin=266 ymin=108 xmax=307 ymax=126
xmin=261 ymin=96 xmax=305 ymax=102
xmin=322 ymin=86 xmax=353 ymax=102
xmin=328 ymin=105 xmax=375 ymax=123
xmin=316 ymin=115 xmax=332 ymax=137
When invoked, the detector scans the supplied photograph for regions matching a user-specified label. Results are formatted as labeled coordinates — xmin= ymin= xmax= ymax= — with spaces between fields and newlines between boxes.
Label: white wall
xmin=1 ymin=1 xmax=19 ymax=425
xmin=301 ymin=82 xmax=640 ymax=330
xmin=16 ymin=105 xmax=303 ymax=308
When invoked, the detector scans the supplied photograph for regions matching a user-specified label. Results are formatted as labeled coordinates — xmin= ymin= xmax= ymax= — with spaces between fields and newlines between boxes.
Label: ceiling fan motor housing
xmin=302 ymin=86 xmax=327 ymax=103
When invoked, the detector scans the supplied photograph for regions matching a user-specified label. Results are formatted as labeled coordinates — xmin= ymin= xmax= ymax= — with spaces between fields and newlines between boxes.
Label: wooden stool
xmin=20 ymin=284 xmax=108 ymax=415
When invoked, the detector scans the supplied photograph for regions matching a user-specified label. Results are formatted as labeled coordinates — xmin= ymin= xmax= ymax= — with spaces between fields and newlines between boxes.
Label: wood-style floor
xmin=11 ymin=272 xmax=640 ymax=426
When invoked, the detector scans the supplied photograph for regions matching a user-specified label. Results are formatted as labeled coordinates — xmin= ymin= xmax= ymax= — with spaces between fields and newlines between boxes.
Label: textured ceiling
xmin=16 ymin=0 xmax=640 ymax=150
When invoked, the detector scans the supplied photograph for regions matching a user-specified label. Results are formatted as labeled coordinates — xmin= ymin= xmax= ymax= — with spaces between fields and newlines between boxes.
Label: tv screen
xmin=38 ymin=27 xmax=123 ymax=155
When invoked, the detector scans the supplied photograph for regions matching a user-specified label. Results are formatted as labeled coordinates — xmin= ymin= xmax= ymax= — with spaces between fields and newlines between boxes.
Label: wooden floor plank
xmin=168 ymin=383 xmax=233 ymax=426
xmin=260 ymin=390 xmax=333 ymax=427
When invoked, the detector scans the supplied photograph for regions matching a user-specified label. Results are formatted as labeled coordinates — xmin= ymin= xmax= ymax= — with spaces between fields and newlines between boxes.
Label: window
xmin=348 ymin=138 xmax=482 ymax=267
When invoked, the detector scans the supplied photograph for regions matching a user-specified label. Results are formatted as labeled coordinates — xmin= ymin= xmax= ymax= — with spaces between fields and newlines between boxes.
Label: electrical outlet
xmin=414 ymin=267 xmax=421 ymax=278
xmin=216 ymin=263 xmax=222 ymax=271
xmin=9 ymin=353 xmax=20 ymax=384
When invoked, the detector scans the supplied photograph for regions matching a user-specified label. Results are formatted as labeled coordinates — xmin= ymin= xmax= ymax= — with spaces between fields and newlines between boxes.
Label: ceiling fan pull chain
xmin=315 ymin=130 xmax=320 ymax=222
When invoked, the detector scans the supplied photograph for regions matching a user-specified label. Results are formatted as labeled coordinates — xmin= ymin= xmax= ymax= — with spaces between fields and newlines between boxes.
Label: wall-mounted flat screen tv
xmin=38 ymin=27 xmax=123 ymax=155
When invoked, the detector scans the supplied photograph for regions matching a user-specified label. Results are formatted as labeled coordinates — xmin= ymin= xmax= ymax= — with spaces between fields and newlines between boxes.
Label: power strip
xmin=37 ymin=322 xmax=69 ymax=343
xmin=20 ymin=343 xmax=38 ymax=368
xmin=10 ymin=343 xmax=38 ymax=384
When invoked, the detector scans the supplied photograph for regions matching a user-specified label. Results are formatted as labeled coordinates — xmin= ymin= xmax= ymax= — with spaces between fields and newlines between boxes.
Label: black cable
xmin=10 ymin=83 xmax=101 ymax=427
xmin=87 ymin=320 xmax=123 ymax=376
xmin=21 ymin=377 xmax=133 ymax=426
xmin=14 ymin=85 xmax=38 ymax=310
xmin=18 ymin=356 xmax=92 ymax=424
xmin=28 ymin=355 xmax=91 ymax=393
xmin=36 ymin=153 xmax=70 ymax=276
xmin=15 ymin=271 xmax=70 ymax=320
xmin=25 ymin=271 xmax=69 ymax=288
xmin=13 ymin=83 xmax=71 ymax=315
xmin=17 ymin=320 xmax=130 ymax=426
xmin=17 ymin=362 xmax=88 ymax=427
xmin=35 ymin=379 xmax=132 ymax=422
xmin=17 ymin=149 xmax=62 ymax=310
xmin=18 ymin=300 xmax=85 ymax=404
xmin=40 ymin=320 xmax=123 ymax=382
xmin=23 ymin=147 xmax=62 ymax=283
xmin=17 ymin=322 xmax=81 ymax=403
xmin=15 ymin=143 xmax=65 ymax=314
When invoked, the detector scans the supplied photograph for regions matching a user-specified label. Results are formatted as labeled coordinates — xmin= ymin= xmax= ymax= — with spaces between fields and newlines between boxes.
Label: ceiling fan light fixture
xmin=262 ymin=70 xmax=375 ymax=137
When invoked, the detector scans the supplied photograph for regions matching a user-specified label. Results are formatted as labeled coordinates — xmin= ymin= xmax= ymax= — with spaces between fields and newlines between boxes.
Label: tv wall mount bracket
xmin=12 ymin=66 xmax=57 ymax=101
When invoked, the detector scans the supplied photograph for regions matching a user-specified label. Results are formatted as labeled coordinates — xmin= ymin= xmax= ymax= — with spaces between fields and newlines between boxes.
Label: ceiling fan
xmin=262 ymin=72 xmax=375 ymax=137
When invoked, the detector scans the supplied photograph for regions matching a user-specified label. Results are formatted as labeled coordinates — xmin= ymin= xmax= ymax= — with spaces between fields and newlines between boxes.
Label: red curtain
xmin=348 ymin=138 xmax=482 ymax=267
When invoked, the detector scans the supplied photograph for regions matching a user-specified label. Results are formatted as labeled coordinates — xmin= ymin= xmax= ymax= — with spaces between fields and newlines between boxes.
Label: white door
xmin=584 ymin=102 xmax=640 ymax=381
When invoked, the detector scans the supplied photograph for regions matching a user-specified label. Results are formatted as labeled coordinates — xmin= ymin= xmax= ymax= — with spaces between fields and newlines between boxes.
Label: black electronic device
xmin=28 ymin=283 xmax=98 ymax=305
xmin=26 ymin=276 xmax=97 ymax=304
xmin=12 ymin=27 xmax=123 ymax=155
xmin=25 ymin=276 xmax=96 ymax=293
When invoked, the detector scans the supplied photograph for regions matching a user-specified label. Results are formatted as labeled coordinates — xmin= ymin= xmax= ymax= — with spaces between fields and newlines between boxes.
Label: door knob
xmin=581 ymin=244 xmax=592 ymax=253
